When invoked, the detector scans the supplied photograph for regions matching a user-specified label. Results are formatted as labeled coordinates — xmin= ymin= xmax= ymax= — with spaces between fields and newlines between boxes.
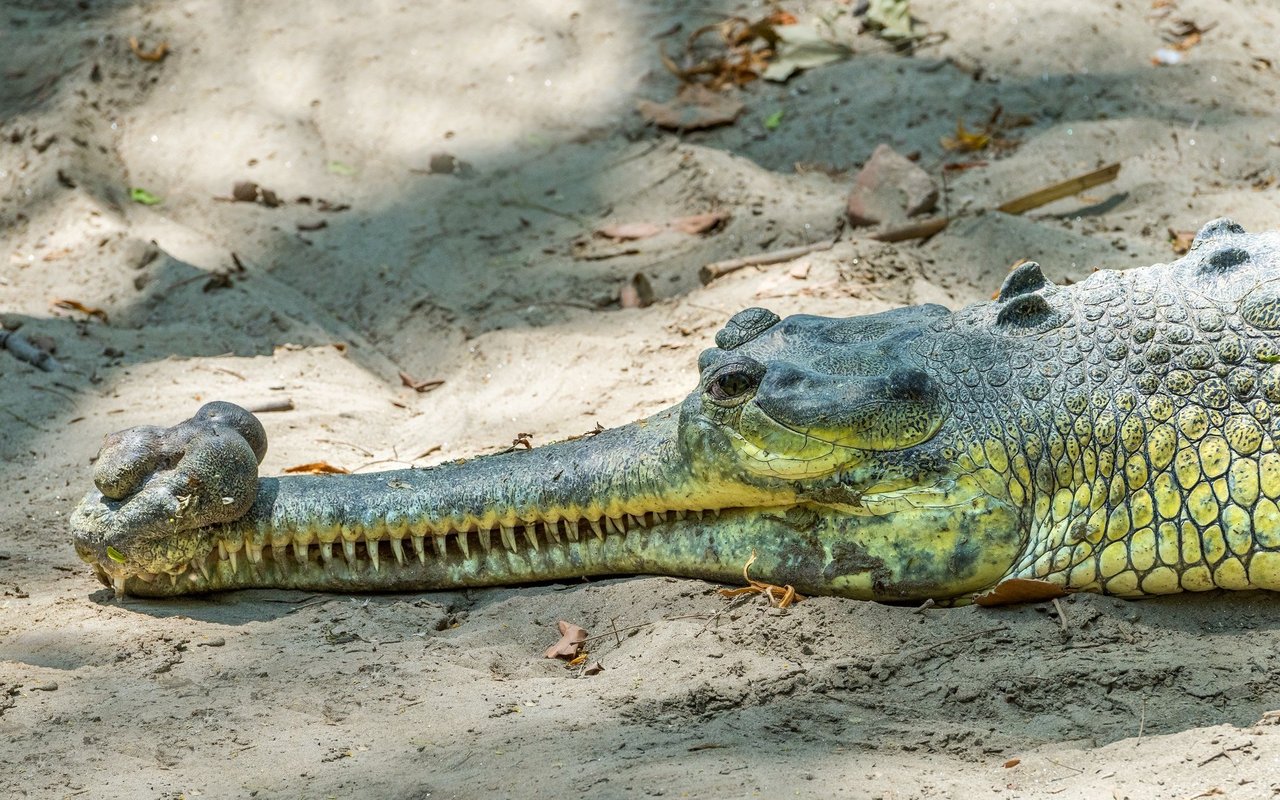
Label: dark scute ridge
xmin=716 ymin=307 xmax=781 ymax=350
xmin=1192 ymin=217 xmax=1247 ymax=249
xmin=997 ymin=261 xmax=1049 ymax=302
xmin=996 ymin=293 xmax=1056 ymax=329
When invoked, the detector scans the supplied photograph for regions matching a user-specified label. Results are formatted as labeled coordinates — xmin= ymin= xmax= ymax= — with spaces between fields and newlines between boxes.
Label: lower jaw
xmin=102 ymin=507 xmax=761 ymax=597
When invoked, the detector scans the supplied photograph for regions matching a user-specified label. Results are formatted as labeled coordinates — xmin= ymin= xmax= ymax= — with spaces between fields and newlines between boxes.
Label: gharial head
xmin=71 ymin=299 xmax=1022 ymax=601
xmin=676 ymin=303 xmax=954 ymax=489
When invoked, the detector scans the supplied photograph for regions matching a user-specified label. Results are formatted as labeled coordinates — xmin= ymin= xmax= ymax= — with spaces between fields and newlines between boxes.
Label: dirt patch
xmin=2 ymin=0 xmax=1280 ymax=797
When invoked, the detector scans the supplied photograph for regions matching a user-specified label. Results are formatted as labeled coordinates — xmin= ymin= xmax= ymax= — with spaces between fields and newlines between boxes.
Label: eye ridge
xmin=706 ymin=364 xmax=761 ymax=403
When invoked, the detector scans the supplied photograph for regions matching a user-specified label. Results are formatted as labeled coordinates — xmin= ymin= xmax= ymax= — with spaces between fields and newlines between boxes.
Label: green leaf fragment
xmin=763 ymin=110 xmax=784 ymax=130
xmin=106 ymin=546 xmax=126 ymax=563
xmin=129 ymin=187 xmax=162 ymax=206
xmin=761 ymin=25 xmax=852 ymax=82
xmin=326 ymin=161 xmax=356 ymax=176
xmin=866 ymin=0 xmax=917 ymax=41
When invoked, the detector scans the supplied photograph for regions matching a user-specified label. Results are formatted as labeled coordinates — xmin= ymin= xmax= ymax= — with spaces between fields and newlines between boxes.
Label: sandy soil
xmin=3 ymin=0 xmax=1280 ymax=797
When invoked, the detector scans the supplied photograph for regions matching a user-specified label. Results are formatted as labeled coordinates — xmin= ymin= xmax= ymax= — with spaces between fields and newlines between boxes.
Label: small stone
xmin=846 ymin=144 xmax=938 ymax=228
xmin=32 ymin=681 xmax=58 ymax=692
xmin=428 ymin=153 xmax=458 ymax=175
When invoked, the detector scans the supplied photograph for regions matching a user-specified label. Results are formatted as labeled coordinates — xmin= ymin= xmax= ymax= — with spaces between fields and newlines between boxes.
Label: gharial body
xmin=71 ymin=219 xmax=1280 ymax=604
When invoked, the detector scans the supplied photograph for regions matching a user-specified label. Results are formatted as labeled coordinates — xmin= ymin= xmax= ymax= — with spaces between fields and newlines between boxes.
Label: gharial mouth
xmin=81 ymin=503 xmax=741 ymax=597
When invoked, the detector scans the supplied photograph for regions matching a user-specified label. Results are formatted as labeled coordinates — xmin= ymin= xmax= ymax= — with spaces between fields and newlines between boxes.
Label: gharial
xmin=71 ymin=219 xmax=1280 ymax=605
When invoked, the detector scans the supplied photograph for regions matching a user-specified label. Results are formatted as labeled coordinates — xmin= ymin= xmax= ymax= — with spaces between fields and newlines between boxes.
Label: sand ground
xmin=3 ymin=0 xmax=1280 ymax=797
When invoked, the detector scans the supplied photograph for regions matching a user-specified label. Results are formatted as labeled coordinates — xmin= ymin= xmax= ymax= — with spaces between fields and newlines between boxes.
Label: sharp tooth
xmin=456 ymin=531 xmax=471 ymax=559
xmin=294 ymin=540 xmax=309 ymax=564
xmin=655 ymin=511 xmax=667 ymax=523
xmin=566 ymin=520 xmax=580 ymax=542
xmin=478 ymin=527 xmax=492 ymax=552
xmin=320 ymin=543 xmax=334 ymax=564
xmin=433 ymin=535 xmax=448 ymax=558
xmin=544 ymin=520 xmax=561 ymax=544
xmin=390 ymin=537 xmax=406 ymax=565
xmin=412 ymin=535 xmax=426 ymax=563
xmin=501 ymin=525 xmax=518 ymax=553
xmin=523 ymin=524 xmax=539 ymax=552
xmin=344 ymin=540 xmax=357 ymax=565
xmin=710 ymin=508 xmax=721 ymax=519
xmin=691 ymin=509 xmax=703 ymax=520
xmin=193 ymin=558 xmax=211 ymax=580
xmin=675 ymin=510 xmax=686 ymax=521
xmin=218 ymin=540 xmax=229 ymax=561
xmin=368 ymin=540 xmax=381 ymax=571
xmin=113 ymin=577 xmax=127 ymax=597
xmin=247 ymin=541 xmax=263 ymax=564
xmin=589 ymin=519 xmax=604 ymax=540
xmin=606 ymin=516 xmax=624 ymax=535
xmin=630 ymin=513 xmax=647 ymax=528
xmin=228 ymin=548 xmax=238 ymax=571
xmin=168 ymin=573 xmax=178 ymax=587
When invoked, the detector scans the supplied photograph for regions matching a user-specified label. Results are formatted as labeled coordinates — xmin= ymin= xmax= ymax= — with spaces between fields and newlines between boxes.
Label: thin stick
xmin=247 ymin=398 xmax=294 ymax=413
xmin=871 ymin=217 xmax=950 ymax=243
xmin=1052 ymin=597 xmax=1069 ymax=631
xmin=700 ymin=237 xmax=837 ymax=284
xmin=996 ymin=162 xmax=1122 ymax=215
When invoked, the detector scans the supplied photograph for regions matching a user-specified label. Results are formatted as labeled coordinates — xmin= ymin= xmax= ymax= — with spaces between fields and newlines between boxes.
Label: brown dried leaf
xmin=941 ymin=119 xmax=991 ymax=152
xmin=671 ymin=210 xmax=730 ymax=234
xmin=544 ymin=620 xmax=588 ymax=660
xmin=283 ymin=461 xmax=351 ymax=475
xmin=1169 ymin=228 xmax=1196 ymax=255
xmin=399 ymin=371 xmax=445 ymax=393
xmin=51 ymin=299 xmax=109 ymax=323
xmin=128 ymin=36 xmax=169 ymax=62
xmin=596 ymin=222 xmax=664 ymax=241
xmin=1003 ymin=758 xmax=1021 ymax=769
xmin=973 ymin=578 xmax=1066 ymax=607
xmin=619 ymin=273 xmax=656 ymax=309
xmin=581 ymin=661 xmax=604 ymax=676
xmin=637 ymin=85 xmax=744 ymax=131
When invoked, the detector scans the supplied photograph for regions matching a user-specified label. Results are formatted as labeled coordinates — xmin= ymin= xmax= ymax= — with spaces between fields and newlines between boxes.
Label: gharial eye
xmin=706 ymin=363 xmax=761 ymax=404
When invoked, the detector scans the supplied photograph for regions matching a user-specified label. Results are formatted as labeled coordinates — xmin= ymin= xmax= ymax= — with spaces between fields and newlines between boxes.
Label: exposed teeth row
xmin=172 ymin=507 xmax=722 ymax=581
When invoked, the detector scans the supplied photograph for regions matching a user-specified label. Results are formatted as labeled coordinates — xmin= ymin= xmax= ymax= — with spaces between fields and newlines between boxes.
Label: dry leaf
xmin=399 ymin=371 xmax=445 ymax=393
xmin=941 ymin=120 xmax=991 ymax=152
xmin=544 ymin=620 xmax=589 ymax=660
xmin=1169 ymin=228 xmax=1196 ymax=255
xmin=637 ymin=85 xmax=744 ymax=130
xmin=581 ymin=661 xmax=604 ymax=676
xmin=671 ymin=210 xmax=730 ymax=234
xmin=973 ymin=578 xmax=1066 ymax=607
xmin=619 ymin=273 xmax=656 ymax=309
xmin=1003 ymin=758 xmax=1021 ymax=769
xmin=128 ymin=36 xmax=169 ymax=62
xmin=283 ymin=461 xmax=351 ymax=475
xmin=51 ymin=299 xmax=109 ymax=323
xmin=596 ymin=222 xmax=664 ymax=241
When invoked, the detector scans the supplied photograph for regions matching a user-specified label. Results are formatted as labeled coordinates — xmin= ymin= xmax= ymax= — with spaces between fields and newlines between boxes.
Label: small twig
xmin=0 ymin=330 xmax=61 ymax=371
xmin=1052 ymin=597 xmax=1069 ymax=631
xmin=578 ymin=613 xmax=714 ymax=645
xmin=699 ymin=237 xmax=837 ymax=284
xmin=1045 ymin=757 xmax=1084 ymax=777
xmin=913 ymin=598 xmax=936 ymax=614
xmin=247 ymin=398 xmax=294 ymax=413
xmin=871 ymin=217 xmax=951 ymax=243
xmin=996 ymin=162 xmax=1122 ymax=215
xmin=316 ymin=438 xmax=375 ymax=458
xmin=1137 ymin=696 xmax=1147 ymax=741
xmin=898 ymin=625 xmax=1008 ymax=658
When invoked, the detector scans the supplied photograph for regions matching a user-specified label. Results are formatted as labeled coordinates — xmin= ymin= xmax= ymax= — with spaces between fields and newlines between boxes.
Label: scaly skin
xmin=70 ymin=219 xmax=1280 ymax=603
